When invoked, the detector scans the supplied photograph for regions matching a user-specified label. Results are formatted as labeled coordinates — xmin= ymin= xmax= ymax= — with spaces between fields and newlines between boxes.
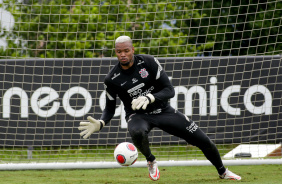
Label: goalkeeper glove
xmin=131 ymin=94 xmax=155 ymax=110
xmin=78 ymin=116 xmax=105 ymax=139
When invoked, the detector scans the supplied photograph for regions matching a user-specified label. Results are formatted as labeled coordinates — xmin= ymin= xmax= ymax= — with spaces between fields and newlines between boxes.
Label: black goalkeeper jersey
xmin=100 ymin=54 xmax=175 ymax=124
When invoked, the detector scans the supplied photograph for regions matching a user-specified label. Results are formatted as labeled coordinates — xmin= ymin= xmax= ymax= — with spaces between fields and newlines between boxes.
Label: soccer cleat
xmin=219 ymin=168 xmax=241 ymax=180
xmin=147 ymin=160 xmax=160 ymax=181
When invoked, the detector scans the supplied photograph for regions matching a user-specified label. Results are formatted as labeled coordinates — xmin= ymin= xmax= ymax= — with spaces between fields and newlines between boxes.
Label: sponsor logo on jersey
xmin=130 ymin=86 xmax=154 ymax=98
xmin=149 ymin=109 xmax=162 ymax=114
xmin=132 ymin=78 xmax=138 ymax=83
xmin=137 ymin=60 xmax=144 ymax=65
xmin=139 ymin=68 xmax=149 ymax=78
xmin=127 ymin=83 xmax=145 ymax=93
xmin=186 ymin=122 xmax=198 ymax=133
xmin=111 ymin=73 xmax=120 ymax=80
xmin=121 ymin=81 xmax=127 ymax=86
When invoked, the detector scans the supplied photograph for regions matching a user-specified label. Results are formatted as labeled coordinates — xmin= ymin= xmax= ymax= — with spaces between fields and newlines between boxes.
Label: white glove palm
xmin=78 ymin=116 xmax=105 ymax=139
xmin=131 ymin=94 xmax=155 ymax=110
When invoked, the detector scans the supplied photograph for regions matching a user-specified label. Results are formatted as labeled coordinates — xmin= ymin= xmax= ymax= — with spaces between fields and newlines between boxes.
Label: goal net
xmin=0 ymin=0 xmax=281 ymax=170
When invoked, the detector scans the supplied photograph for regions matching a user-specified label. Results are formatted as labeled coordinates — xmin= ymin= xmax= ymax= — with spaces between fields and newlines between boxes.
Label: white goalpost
xmin=0 ymin=0 xmax=281 ymax=170
xmin=2 ymin=159 xmax=282 ymax=171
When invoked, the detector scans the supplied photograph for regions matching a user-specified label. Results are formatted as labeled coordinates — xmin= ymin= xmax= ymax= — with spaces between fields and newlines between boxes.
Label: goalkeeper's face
xmin=115 ymin=41 xmax=135 ymax=69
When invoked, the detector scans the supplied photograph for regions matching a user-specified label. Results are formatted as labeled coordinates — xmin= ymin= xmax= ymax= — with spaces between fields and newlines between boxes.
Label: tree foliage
xmin=194 ymin=0 xmax=281 ymax=56
xmin=0 ymin=0 xmax=280 ymax=58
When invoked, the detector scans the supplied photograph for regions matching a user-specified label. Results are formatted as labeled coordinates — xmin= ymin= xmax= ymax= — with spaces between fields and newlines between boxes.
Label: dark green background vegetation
xmin=1 ymin=0 xmax=281 ymax=58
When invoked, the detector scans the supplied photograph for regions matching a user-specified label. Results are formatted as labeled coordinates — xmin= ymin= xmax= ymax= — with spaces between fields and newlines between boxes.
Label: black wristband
xmin=145 ymin=96 xmax=151 ymax=103
xmin=99 ymin=121 xmax=104 ymax=130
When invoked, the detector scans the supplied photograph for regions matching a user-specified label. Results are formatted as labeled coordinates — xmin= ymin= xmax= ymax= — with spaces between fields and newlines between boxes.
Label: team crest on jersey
xmin=139 ymin=68 xmax=149 ymax=78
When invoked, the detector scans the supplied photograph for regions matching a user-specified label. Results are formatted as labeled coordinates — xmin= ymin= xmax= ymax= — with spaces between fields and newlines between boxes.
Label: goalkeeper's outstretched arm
xmin=78 ymin=116 xmax=105 ymax=139
xmin=78 ymin=88 xmax=116 ymax=139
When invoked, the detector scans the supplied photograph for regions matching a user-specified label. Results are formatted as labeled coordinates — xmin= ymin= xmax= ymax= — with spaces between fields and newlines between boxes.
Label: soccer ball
xmin=114 ymin=142 xmax=138 ymax=166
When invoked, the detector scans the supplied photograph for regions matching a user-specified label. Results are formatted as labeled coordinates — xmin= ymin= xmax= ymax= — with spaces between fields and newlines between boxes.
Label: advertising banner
xmin=0 ymin=56 xmax=281 ymax=146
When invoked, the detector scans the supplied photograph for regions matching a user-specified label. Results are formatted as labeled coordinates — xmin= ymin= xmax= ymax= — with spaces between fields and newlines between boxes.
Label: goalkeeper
xmin=78 ymin=36 xmax=241 ymax=181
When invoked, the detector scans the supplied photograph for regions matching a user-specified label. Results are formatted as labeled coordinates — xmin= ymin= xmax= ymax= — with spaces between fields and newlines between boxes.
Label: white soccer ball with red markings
xmin=114 ymin=142 xmax=138 ymax=166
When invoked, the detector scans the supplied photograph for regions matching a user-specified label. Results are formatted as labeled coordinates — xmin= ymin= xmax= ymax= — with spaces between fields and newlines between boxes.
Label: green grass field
xmin=0 ymin=164 xmax=281 ymax=184
xmin=0 ymin=144 xmax=238 ymax=163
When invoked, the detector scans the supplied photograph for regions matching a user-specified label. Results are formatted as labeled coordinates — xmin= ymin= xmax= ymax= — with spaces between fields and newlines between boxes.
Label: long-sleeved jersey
xmin=100 ymin=54 xmax=175 ymax=124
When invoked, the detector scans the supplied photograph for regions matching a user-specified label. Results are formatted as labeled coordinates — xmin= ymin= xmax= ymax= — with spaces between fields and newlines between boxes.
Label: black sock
xmin=218 ymin=166 xmax=226 ymax=175
xmin=146 ymin=154 xmax=156 ymax=162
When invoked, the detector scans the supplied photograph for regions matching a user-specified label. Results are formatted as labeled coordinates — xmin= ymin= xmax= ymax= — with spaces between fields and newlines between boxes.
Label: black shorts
xmin=127 ymin=106 xmax=211 ymax=147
